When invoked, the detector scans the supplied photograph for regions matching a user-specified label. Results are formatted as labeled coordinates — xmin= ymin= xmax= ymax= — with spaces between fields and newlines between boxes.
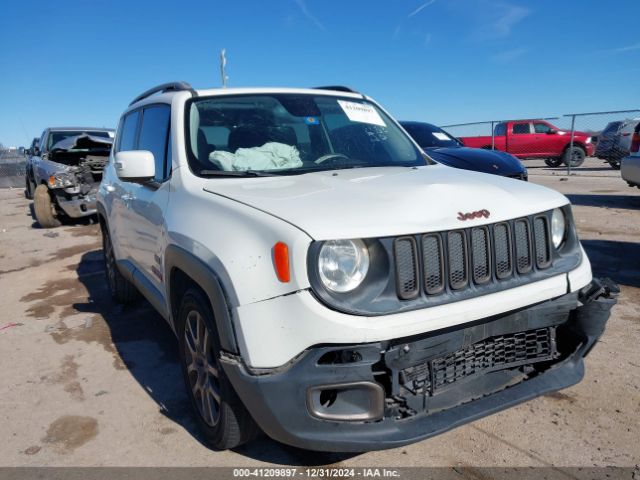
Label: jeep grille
xmin=393 ymin=216 xmax=552 ymax=299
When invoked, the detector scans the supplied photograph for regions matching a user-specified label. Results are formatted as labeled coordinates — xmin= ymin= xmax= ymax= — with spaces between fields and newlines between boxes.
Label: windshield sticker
xmin=432 ymin=132 xmax=450 ymax=141
xmin=304 ymin=116 xmax=320 ymax=125
xmin=337 ymin=100 xmax=386 ymax=127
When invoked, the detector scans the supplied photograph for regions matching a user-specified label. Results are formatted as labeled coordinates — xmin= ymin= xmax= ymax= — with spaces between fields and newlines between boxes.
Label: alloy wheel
xmin=184 ymin=310 xmax=221 ymax=427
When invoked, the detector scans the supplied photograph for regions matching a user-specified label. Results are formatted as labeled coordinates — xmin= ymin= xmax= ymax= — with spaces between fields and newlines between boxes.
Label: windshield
xmin=401 ymin=122 xmax=461 ymax=148
xmin=185 ymin=94 xmax=426 ymax=176
xmin=47 ymin=130 xmax=112 ymax=150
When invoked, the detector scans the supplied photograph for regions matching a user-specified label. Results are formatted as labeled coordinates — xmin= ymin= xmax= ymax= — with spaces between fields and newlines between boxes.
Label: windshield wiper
xmin=199 ymin=169 xmax=277 ymax=177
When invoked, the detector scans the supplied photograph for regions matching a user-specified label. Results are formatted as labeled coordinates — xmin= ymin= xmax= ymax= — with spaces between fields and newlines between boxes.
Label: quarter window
xmin=512 ymin=123 xmax=530 ymax=135
xmin=138 ymin=105 xmax=171 ymax=182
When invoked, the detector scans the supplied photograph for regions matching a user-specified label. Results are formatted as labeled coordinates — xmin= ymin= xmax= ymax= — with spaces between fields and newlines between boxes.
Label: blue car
xmin=400 ymin=121 xmax=528 ymax=180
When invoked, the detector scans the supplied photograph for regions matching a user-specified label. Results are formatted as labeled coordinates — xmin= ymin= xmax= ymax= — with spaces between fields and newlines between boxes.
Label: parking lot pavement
xmin=0 ymin=167 xmax=639 ymax=468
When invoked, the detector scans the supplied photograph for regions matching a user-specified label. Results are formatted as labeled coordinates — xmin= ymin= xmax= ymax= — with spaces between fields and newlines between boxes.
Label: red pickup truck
xmin=460 ymin=120 xmax=595 ymax=167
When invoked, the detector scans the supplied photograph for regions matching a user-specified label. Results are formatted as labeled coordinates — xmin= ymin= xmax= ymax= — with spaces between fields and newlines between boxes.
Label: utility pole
xmin=220 ymin=49 xmax=228 ymax=88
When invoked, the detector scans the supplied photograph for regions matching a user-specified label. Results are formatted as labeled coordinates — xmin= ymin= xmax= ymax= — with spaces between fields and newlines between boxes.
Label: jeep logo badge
xmin=457 ymin=209 xmax=491 ymax=221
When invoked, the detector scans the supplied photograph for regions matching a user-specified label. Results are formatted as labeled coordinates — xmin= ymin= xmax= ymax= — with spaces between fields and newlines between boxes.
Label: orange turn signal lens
xmin=48 ymin=175 xmax=56 ymax=186
xmin=273 ymin=242 xmax=290 ymax=283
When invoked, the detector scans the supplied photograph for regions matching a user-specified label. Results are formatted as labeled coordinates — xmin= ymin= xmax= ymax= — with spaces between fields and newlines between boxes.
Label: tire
xmin=101 ymin=223 xmax=138 ymax=304
xmin=545 ymin=157 xmax=563 ymax=168
xmin=177 ymin=288 xmax=258 ymax=450
xmin=607 ymin=158 xmax=621 ymax=170
xmin=563 ymin=146 xmax=586 ymax=168
xmin=25 ymin=176 xmax=34 ymax=200
xmin=33 ymin=184 xmax=61 ymax=228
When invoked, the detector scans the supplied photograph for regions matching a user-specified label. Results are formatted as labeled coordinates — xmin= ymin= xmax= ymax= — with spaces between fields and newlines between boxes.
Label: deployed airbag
xmin=209 ymin=142 xmax=302 ymax=171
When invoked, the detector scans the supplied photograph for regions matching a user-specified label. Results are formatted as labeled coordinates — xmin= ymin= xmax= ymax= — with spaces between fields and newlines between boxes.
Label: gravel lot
xmin=0 ymin=157 xmax=638 ymax=468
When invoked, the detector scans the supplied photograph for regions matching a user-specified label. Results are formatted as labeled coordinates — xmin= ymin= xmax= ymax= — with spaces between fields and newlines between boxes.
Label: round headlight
xmin=551 ymin=208 xmax=566 ymax=248
xmin=318 ymin=239 xmax=370 ymax=293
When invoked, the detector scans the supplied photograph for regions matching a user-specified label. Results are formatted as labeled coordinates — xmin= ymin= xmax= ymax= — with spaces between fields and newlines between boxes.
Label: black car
xmin=400 ymin=121 xmax=528 ymax=180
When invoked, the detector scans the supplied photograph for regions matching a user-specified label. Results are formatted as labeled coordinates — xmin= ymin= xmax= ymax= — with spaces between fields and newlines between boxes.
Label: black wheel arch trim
xmin=164 ymin=244 xmax=240 ymax=355
xmin=97 ymin=206 xmax=240 ymax=354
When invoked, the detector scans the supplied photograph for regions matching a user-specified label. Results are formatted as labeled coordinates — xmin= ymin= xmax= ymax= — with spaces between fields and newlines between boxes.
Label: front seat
xmin=228 ymin=126 xmax=270 ymax=152
xmin=196 ymin=128 xmax=215 ymax=163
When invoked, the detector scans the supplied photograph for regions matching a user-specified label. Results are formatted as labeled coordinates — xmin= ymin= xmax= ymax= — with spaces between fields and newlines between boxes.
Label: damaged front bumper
xmin=222 ymin=278 xmax=618 ymax=452
xmin=56 ymin=191 xmax=98 ymax=218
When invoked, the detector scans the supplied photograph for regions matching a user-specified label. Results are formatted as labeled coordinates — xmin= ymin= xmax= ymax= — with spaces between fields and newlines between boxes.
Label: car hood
xmin=203 ymin=165 xmax=568 ymax=240
xmin=426 ymin=147 xmax=525 ymax=175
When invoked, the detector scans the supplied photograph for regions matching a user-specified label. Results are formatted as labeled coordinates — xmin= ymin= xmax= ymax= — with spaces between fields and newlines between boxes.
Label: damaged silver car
xmin=25 ymin=127 xmax=114 ymax=227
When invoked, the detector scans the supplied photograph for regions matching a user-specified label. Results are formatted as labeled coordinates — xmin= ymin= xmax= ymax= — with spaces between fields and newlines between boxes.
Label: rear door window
xmin=512 ymin=123 xmax=531 ymax=135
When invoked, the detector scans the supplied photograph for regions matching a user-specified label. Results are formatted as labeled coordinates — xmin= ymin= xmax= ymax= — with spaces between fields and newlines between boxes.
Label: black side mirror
xmin=32 ymin=147 xmax=41 ymax=156
xmin=547 ymin=129 xmax=558 ymax=135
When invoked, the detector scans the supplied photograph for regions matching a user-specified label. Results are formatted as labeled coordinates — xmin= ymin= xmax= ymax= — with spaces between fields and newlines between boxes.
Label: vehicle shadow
xmin=566 ymin=194 xmax=640 ymax=211
xmin=582 ymin=239 xmax=640 ymax=289
xmin=72 ymin=250 xmax=358 ymax=465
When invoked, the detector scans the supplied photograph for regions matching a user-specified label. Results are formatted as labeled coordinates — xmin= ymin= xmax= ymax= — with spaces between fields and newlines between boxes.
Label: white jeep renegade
xmin=97 ymin=82 xmax=617 ymax=452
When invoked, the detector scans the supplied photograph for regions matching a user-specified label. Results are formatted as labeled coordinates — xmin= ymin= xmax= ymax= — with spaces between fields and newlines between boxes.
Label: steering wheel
xmin=314 ymin=153 xmax=350 ymax=165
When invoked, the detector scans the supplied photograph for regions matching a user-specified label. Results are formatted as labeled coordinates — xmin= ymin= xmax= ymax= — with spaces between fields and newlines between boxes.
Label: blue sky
xmin=1 ymin=0 xmax=639 ymax=146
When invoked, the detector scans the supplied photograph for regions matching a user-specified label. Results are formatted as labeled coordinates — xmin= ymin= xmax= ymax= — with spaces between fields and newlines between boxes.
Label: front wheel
xmin=178 ymin=289 xmax=258 ymax=450
xmin=544 ymin=157 xmax=563 ymax=168
xmin=563 ymin=146 xmax=586 ymax=168
xmin=33 ymin=185 xmax=61 ymax=228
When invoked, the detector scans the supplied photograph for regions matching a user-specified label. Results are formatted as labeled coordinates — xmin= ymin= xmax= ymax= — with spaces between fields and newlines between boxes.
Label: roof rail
xmin=313 ymin=85 xmax=359 ymax=94
xmin=129 ymin=81 xmax=197 ymax=106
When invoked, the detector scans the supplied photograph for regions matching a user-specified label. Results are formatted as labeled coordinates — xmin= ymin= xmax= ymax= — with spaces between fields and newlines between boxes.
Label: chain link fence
xmin=0 ymin=148 xmax=27 ymax=189
xmin=440 ymin=109 xmax=640 ymax=175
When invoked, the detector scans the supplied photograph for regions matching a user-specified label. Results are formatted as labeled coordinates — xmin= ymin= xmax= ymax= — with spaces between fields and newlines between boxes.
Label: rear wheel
xmin=178 ymin=288 xmax=258 ymax=450
xmin=33 ymin=185 xmax=61 ymax=228
xmin=563 ymin=146 xmax=586 ymax=168
xmin=25 ymin=176 xmax=34 ymax=200
xmin=607 ymin=158 xmax=621 ymax=170
xmin=102 ymin=223 xmax=138 ymax=304
xmin=544 ymin=157 xmax=563 ymax=168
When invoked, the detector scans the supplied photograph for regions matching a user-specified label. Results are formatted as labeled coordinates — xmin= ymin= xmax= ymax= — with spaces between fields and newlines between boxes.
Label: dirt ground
xmin=0 ymin=157 xmax=638 ymax=467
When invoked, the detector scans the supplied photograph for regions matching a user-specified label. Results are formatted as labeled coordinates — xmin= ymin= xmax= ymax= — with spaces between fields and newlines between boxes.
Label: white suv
xmin=97 ymin=82 xmax=617 ymax=452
